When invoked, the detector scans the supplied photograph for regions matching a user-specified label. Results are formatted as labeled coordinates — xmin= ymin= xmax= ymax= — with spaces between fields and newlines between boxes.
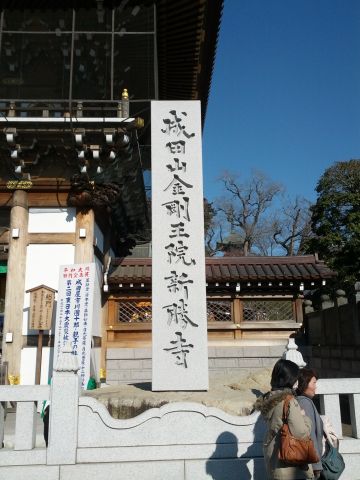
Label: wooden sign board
xmin=27 ymin=285 xmax=56 ymax=330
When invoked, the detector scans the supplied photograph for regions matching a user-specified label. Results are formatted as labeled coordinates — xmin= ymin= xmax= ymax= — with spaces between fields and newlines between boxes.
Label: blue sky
xmin=203 ymin=0 xmax=360 ymax=203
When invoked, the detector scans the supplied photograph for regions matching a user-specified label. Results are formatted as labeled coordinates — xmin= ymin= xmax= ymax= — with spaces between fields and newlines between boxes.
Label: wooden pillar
xmin=294 ymin=297 xmax=304 ymax=323
xmin=233 ymin=298 xmax=242 ymax=340
xmin=100 ymin=299 xmax=108 ymax=381
xmin=74 ymin=208 xmax=95 ymax=264
xmin=100 ymin=223 xmax=112 ymax=381
xmin=2 ymin=190 xmax=29 ymax=384
xmin=233 ymin=298 xmax=243 ymax=324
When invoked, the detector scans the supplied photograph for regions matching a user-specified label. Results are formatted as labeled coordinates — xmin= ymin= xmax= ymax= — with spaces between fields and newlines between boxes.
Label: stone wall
xmin=106 ymin=344 xmax=286 ymax=385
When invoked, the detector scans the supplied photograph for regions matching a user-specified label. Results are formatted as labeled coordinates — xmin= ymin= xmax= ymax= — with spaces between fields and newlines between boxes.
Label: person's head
xmin=270 ymin=359 xmax=300 ymax=390
xmin=297 ymin=368 xmax=319 ymax=398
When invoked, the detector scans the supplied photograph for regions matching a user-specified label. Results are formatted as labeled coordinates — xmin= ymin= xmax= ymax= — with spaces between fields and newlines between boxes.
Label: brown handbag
xmin=278 ymin=395 xmax=320 ymax=465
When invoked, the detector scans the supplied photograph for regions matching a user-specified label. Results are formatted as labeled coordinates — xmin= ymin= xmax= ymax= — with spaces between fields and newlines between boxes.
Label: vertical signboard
xmin=28 ymin=286 xmax=56 ymax=330
xmin=54 ymin=263 xmax=95 ymax=388
xmin=151 ymin=101 xmax=208 ymax=391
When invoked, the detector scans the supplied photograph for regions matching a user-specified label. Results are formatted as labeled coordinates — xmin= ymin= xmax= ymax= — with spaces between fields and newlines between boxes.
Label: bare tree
xmin=215 ymin=170 xmax=283 ymax=256
xmin=272 ymin=196 xmax=312 ymax=255
xmin=204 ymin=199 xmax=223 ymax=256
xmin=251 ymin=217 xmax=279 ymax=255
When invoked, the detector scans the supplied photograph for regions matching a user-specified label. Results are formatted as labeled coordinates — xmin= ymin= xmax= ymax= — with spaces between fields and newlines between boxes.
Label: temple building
xmin=0 ymin=0 xmax=223 ymax=384
xmin=102 ymin=254 xmax=335 ymax=383
xmin=0 ymin=1 xmax=335 ymax=386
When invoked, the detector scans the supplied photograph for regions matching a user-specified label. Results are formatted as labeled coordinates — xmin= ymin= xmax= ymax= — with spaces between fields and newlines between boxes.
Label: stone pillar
xmin=74 ymin=208 xmax=95 ymax=264
xmin=151 ymin=101 xmax=208 ymax=391
xmin=2 ymin=190 xmax=29 ymax=384
xmin=282 ymin=338 xmax=306 ymax=367
xmin=335 ymin=289 xmax=348 ymax=306
xmin=353 ymin=282 xmax=360 ymax=304
xmin=47 ymin=344 xmax=80 ymax=465
xmin=303 ymin=299 xmax=314 ymax=314
xmin=320 ymin=294 xmax=334 ymax=310
xmin=319 ymin=394 xmax=342 ymax=439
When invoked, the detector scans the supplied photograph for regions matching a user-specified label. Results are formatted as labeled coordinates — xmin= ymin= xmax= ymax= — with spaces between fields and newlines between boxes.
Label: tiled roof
xmin=108 ymin=255 xmax=336 ymax=286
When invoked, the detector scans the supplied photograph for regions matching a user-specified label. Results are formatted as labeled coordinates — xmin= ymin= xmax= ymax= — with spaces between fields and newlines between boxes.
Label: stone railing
xmin=0 ymin=385 xmax=50 ymax=450
xmin=1 ymin=350 xmax=360 ymax=479
xmin=317 ymin=378 xmax=360 ymax=439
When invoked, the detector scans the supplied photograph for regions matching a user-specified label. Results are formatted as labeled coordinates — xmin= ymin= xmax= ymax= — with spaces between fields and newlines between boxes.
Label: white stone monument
xmin=151 ymin=101 xmax=208 ymax=391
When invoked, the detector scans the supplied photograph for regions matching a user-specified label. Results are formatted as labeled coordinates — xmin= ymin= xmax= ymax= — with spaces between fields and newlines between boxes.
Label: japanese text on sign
xmin=151 ymin=101 xmax=208 ymax=391
xmin=54 ymin=263 xmax=95 ymax=388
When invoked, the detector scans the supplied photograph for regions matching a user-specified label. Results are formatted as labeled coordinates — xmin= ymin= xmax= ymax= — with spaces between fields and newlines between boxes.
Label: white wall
xmin=94 ymin=222 xmax=104 ymax=253
xmin=20 ymin=208 xmax=77 ymax=385
xmin=20 ymin=346 xmax=52 ymax=386
xmin=23 ymin=244 xmax=75 ymax=331
xmin=20 ymin=208 xmax=104 ymax=386
xmin=28 ymin=208 xmax=76 ymax=233
xmin=91 ymin=347 xmax=101 ymax=382
xmin=21 ymin=243 xmax=74 ymax=385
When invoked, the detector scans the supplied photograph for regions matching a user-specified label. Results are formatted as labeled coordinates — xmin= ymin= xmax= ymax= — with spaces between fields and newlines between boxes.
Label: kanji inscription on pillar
xmin=151 ymin=101 xmax=208 ymax=391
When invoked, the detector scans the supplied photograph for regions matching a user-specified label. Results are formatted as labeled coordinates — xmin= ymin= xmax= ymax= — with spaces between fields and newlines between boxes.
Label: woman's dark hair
xmin=270 ymin=359 xmax=300 ymax=390
xmin=297 ymin=367 xmax=319 ymax=395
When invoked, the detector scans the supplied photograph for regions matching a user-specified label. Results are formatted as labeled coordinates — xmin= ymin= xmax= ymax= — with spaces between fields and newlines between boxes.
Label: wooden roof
xmin=156 ymin=0 xmax=223 ymax=121
xmin=108 ymin=255 xmax=336 ymax=291
xmin=0 ymin=0 xmax=223 ymax=254
xmin=0 ymin=0 xmax=223 ymax=122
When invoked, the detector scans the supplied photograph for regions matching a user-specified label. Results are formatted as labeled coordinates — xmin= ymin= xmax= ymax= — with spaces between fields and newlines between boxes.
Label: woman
xmin=254 ymin=359 xmax=315 ymax=479
xmin=297 ymin=368 xmax=324 ymax=479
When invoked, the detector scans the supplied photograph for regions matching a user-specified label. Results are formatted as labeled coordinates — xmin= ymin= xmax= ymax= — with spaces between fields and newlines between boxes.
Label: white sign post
xmin=54 ymin=263 xmax=96 ymax=388
xmin=151 ymin=100 xmax=208 ymax=391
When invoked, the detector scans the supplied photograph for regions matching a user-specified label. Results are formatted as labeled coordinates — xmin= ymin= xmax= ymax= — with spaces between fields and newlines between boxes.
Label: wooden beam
xmin=28 ymin=233 xmax=75 ymax=244
xmin=1 ymin=190 xmax=69 ymax=208
xmin=0 ymin=230 xmax=9 ymax=244
xmin=27 ymin=192 xmax=68 ymax=207
xmin=0 ymin=192 xmax=13 ymax=205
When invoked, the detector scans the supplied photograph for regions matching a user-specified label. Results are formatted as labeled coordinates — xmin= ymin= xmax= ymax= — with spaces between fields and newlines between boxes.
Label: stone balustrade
xmin=317 ymin=378 xmax=360 ymax=440
xmin=0 ymin=385 xmax=49 ymax=451
xmin=0 ymin=354 xmax=360 ymax=479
